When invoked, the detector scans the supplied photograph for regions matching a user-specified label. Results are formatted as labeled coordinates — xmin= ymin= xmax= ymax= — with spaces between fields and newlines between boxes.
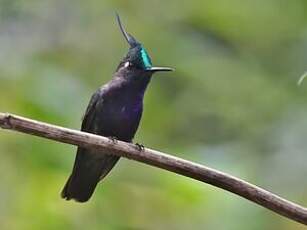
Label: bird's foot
xmin=135 ymin=143 xmax=145 ymax=151
xmin=108 ymin=136 xmax=118 ymax=144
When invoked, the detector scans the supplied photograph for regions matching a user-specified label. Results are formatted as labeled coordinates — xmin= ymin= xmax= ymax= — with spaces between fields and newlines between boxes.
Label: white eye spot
xmin=124 ymin=62 xmax=130 ymax=68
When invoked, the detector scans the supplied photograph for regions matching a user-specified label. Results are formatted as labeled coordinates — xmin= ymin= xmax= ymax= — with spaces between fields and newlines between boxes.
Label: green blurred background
xmin=0 ymin=0 xmax=307 ymax=229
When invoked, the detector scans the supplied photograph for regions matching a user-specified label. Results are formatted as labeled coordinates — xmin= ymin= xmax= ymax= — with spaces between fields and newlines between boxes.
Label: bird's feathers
xmin=61 ymin=88 xmax=121 ymax=202
xmin=61 ymin=148 xmax=119 ymax=202
xmin=61 ymin=82 xmax=144 ymax=202
xmin=61 ymin=13 xmax=172 ymax=203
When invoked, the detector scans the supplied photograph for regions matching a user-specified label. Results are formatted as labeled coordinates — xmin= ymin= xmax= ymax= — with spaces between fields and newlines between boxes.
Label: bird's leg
xmin=108 ymin=136 xmax=118 ymax=144
xmin=135 ymin=143 xmax=145 ymax=151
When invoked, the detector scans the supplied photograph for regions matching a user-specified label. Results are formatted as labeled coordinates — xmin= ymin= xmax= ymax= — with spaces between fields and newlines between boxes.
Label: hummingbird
xmin=61 ymin=14 xmax=173 ymax=202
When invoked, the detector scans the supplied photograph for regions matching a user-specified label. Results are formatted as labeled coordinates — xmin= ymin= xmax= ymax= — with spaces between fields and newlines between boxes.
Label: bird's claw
xmin=135 ymin=143 xmax=145 ymax=151
xmin=108 ymin=136 xmax=118 ymax=144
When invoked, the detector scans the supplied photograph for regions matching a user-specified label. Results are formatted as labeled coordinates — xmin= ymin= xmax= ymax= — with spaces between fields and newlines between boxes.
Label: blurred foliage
xmin=0 ymin=0 xmax=307 ymax=229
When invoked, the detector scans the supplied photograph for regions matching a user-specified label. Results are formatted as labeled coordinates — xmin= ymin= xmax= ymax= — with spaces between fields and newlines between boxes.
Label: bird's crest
xmin=116 ymin=13 xmax=152 ymax=69
xmin=116 ymin=13 xmax=173 ymax=72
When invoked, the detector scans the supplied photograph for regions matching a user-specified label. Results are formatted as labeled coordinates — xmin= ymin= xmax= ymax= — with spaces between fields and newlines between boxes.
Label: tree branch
xmin=0 ymin=112 xmax=306 ymax=225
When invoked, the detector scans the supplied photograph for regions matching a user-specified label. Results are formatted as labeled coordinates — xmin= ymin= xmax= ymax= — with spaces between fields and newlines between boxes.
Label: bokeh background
xmin=0 ymin=0 xmax=307 ymax=229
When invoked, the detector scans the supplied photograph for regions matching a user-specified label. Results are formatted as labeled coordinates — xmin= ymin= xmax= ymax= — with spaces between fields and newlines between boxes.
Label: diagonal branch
xmin=0 ymin=112 xmax=306 ymax=225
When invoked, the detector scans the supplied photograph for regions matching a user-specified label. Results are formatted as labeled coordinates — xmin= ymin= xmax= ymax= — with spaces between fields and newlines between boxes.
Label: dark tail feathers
xmin=61 ymin=148 xmax=120 ymax=202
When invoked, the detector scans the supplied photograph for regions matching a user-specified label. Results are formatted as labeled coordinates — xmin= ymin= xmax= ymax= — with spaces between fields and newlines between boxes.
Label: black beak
xmin=116 ymin=13 xmax=139 ymax=47
xmin=147 ymin=67 xmax=175 ymax=72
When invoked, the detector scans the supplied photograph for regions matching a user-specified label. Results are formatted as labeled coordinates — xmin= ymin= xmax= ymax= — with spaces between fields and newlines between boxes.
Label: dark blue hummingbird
xmin=61 ymin=14 xmax=173 ymax=202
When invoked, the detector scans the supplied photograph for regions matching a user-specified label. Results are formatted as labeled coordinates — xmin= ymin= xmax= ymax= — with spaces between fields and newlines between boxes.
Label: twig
xmin=0 ymin=112 xmax=306 ymax=225
xmin=298 ymin=72 xmax=307 ymax=86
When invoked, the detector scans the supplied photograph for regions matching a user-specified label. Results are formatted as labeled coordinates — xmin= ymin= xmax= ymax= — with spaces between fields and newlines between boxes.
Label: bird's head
xmin=116 ymin=13 xmax=174 ymax=74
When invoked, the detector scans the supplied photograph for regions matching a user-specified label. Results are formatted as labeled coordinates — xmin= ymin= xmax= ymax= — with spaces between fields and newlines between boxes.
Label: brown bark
xmin=0 ymin=112 xmax=306 ymax=225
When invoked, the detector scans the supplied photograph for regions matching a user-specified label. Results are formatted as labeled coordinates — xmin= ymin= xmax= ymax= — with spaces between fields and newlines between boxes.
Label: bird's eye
xmin=124 ymin=62 xmax=130 ymax=68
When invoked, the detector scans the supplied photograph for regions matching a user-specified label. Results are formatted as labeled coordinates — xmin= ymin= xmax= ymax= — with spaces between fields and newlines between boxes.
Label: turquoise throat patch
xmin=140 ymin=47 xmax=152 ymax=69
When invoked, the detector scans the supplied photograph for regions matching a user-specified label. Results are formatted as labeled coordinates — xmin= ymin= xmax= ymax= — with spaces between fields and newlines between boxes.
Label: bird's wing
xmin=61 ymin=85 xmax=120 ymax=202
xmin=81 ymin=88 xmax=102 ymax=131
